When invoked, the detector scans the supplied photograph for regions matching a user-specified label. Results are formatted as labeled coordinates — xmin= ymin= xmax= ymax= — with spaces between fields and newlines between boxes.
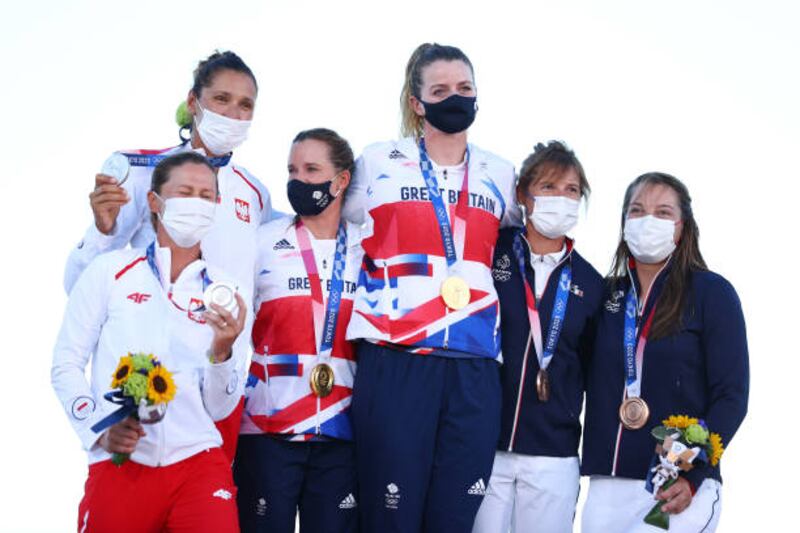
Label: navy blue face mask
xmin=287 ymin=177 xmax=338 ymax=216
xmin=421 ymin=94 xmax=478 ymax=134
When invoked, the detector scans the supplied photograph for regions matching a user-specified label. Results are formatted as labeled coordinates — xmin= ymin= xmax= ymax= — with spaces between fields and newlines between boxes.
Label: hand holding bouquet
xmin=644 ymin=415 xmax=725 ymax=529
xmin=91 ymin=353 xmax=176 ymax=465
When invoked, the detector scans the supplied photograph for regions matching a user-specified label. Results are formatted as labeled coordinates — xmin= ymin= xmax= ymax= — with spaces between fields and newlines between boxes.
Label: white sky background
xmin=1 ymin=0 xmax=797 ymax=531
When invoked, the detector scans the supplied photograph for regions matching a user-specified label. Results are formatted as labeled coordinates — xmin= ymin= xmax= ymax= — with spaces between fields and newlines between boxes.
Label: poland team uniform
xmin=472 ymin=229 xmax=604 ymax=533
xmin=63 ymin=143 xmax=276 ymax=458
xmin=580 ymin=262 xmax=749 ymax=532
xmin=52 ymin=245 xmax=247 ymax=533
xmin=343 ymin=137 xmax=518 ymax=532
xmin=235 ymin=216 xmax=363 ymax=532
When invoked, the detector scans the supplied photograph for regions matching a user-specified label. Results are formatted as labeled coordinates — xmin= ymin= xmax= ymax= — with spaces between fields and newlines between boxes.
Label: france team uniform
xmin=581 ymin=262 xmax=749 ymax=532
xmin=473 ymin=229 xmax=603 ymax=533
xmin=343 ymin=137 xmax=518 ymax=532
xmin=235 ymin=217 xmax=363 ymax=532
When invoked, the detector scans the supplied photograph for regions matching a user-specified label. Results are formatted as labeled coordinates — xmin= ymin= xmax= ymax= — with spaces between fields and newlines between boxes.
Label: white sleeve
xmin=201 ymin=328 xmax=248 ymax=421
xmin=500 ymin=164 xmax=523 ymax=228
xmin=51 ymin=256 xmax=113 ymax=450
xmin=342 ymin=154 xmax=370 ymax=225
xmin=63 ymin=174 xmax=146 ymax=293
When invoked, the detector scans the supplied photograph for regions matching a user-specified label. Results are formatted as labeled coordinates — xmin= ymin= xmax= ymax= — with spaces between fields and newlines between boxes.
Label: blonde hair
xmin=400 ymin=43 xmax=474 ymax=138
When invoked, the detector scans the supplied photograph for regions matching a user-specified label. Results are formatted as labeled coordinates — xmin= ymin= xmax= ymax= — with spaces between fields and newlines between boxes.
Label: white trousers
xmin=581 ymin=476 xmax=722 ymax=533
xmin=472 ymin=451 xmax=580 ymax=533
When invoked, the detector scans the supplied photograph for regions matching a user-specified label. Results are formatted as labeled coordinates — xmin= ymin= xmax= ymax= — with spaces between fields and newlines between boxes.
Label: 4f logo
xmin=127 ymin=292 xmax=151 ymax=304
xmin=235 ymin=198 xmax=251 ymax=223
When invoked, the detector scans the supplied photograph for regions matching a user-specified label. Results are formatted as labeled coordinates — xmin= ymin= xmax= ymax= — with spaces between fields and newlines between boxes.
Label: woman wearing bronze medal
xmin=342 ymin=43 xmax=518 ymax=532
xmin=472 ymin=142 xmax=604 ymax=533
xmin=235 ymin=129 xmax=362 ymax=533
xmin=581 ymin=173 xmax=749 ymax=532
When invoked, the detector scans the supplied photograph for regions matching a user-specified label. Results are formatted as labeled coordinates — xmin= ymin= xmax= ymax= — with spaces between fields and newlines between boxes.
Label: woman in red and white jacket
xmin=64 ymin=50 xmax=278 ymax=460
xmin=343 ymin=43 xmax=519 ymax=533
xmin=236 ymin=129 xmax=362 ymax=533
xmin=52 ymin=152 xmax=248 ymax=533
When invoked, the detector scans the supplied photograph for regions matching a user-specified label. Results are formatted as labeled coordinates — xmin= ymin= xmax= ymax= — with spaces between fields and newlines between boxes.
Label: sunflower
xmin=111 ymin=355 xmax=134 ymax=388
xmin=662 ymin=414 xmax=699 ymax=429
xmin=147 ymin=366 xmax=177 ymax=404
xmin=708 ymin=432 xmax=725 ymax=466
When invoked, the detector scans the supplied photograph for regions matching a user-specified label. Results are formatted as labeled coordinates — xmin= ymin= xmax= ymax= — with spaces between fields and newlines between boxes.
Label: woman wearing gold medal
xmin=472 ymin=141 xmax=604 ymax=533
xmin=581 ymin=173 xmax=749 ymax=532
xmin=343 ymin=43 xmax=518 ymax=532
xmin=235 ymin=129 xmax=362 ymax=533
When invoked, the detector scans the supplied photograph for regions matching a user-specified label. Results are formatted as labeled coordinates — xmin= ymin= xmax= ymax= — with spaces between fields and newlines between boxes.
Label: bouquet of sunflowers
xmin=644 ymin=415 xmax=725 ymax=529
xmin=91 ymin=353 xmax=177 ymax=465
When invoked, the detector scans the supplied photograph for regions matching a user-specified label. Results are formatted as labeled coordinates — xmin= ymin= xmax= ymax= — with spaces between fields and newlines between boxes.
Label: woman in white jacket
xmin=52 ymin=151 xmax=247 ymax=533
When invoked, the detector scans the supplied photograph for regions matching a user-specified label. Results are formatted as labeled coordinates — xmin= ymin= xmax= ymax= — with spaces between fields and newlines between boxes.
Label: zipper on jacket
xmin=444 ymin=309 xmax=450 ymax=350
xmin=507 ymin=240 xmax=573 ymax=451
xmin=508 ymin=333 xmax=533 ymax=451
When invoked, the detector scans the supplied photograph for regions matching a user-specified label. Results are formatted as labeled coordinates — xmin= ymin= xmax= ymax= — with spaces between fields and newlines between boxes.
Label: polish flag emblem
xmin=235 ymin=198 xmax=251 ymax=223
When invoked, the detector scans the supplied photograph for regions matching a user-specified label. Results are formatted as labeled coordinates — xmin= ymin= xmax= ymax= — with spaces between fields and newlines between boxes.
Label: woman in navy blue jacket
xmin=473 ymin=141 xmax=604 ymax=533
xmin=581 ymin=172 xmax=749 ymax=532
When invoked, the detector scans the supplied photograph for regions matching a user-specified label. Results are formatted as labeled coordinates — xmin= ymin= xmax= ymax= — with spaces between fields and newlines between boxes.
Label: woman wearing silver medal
xmin=235 ymin=129 xmax=362 ymax=533
xmin=580 ymin=172 xmax=749 ymax=532
xmin=343 ymin=43 xmax=518 ymax=532
xmin=472 ymin=141 xmax=604 ymax=533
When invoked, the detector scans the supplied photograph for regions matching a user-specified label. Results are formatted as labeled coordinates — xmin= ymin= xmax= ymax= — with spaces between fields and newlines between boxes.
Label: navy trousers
xmin=352 ymin=342 xmax=501 ymax=533
xmin=234 ymin=435 xmax=358 ymax=533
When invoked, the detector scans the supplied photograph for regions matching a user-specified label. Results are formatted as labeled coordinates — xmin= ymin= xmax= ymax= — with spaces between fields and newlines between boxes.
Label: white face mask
xmin=528 ymin=195 xmax=580 ymax=239
xmin=194 ymin=102 xmax=251 ymax=155
xmin=624 ymin=215 xmax=677 ymax=264
xmin=156 ymin=195 xmax=216 ymax=248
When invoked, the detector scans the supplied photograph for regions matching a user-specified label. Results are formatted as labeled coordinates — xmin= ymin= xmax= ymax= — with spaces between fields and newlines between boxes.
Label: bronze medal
xmin=536 ymin=368 xmax=550 ymax=402
xmin=619 ymin=397 xmax=650 ymax=430
xmin=310 ymin=363 xmax=335 ymax=398
xmin=441 ymin=276 xmax=471 ymax=310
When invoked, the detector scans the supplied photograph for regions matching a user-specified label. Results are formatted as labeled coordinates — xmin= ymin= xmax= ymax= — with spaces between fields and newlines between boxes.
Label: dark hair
xmin=401 ymin=43 xmax=474 ymax=138
xmin=150 ymin=152 xmax=216 ymax=228
xmin=517 ymin=141 xmax=590 ymax=209
xmin=191 ymin=50 xmax=258 ymax=97
xmin=151 ymin=152 xmax=216 ymax=195
xmin=292 ymin=128 xmax=355 ymax=179
xmin=609 ymin=172 xmax=707 ymax=339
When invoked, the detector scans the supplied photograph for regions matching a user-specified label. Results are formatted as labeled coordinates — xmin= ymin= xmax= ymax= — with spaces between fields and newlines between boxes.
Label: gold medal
xmin=441 ymin=276 xmax=471 ymax=310
xmin=536 ymin=368 xmax=550 ymax=402
xmin=310 ymin=363 xmax=335 ymax=398
xmin=619 ymin=397 xmax=650 ymax=430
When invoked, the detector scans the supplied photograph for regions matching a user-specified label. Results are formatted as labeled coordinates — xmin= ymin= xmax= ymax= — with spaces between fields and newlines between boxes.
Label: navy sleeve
xmin=683 ymin=274 xmax=749 ymax=488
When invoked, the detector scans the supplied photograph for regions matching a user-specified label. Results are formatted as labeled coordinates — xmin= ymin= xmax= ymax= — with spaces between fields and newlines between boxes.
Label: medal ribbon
xmin=623 ymin=288 xmax=657 ymax=398
xmin=146 ymin=242 xmax=211 ymax=313
xmin=294 ymin=221 xmax=348 ymax=359
xmin=417 ymin=138 xmax=470 ymax=268
xmin=121 ymin=144 xmax=232 ymax=168
xmin=511 ymin=232 xmax=572 ymax=372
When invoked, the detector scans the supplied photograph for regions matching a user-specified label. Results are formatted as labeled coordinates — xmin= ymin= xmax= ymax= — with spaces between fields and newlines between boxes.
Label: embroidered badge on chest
xmin=604 ymin=290 xmax=625 ymax=313
xmin=492 ymin=253 xmax=512 ymax=282
xmin=235 ymin=198 xmax=251 ymax=223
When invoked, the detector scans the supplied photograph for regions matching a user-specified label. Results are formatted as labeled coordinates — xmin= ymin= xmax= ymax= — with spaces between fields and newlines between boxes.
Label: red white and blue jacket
xmin=342 ymin=137 xmax=519 ymax=359
xmin=240 ymin=217 xmax=363 ymax=441
xmin=581 ymin=261 xmax=749 ymax=487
